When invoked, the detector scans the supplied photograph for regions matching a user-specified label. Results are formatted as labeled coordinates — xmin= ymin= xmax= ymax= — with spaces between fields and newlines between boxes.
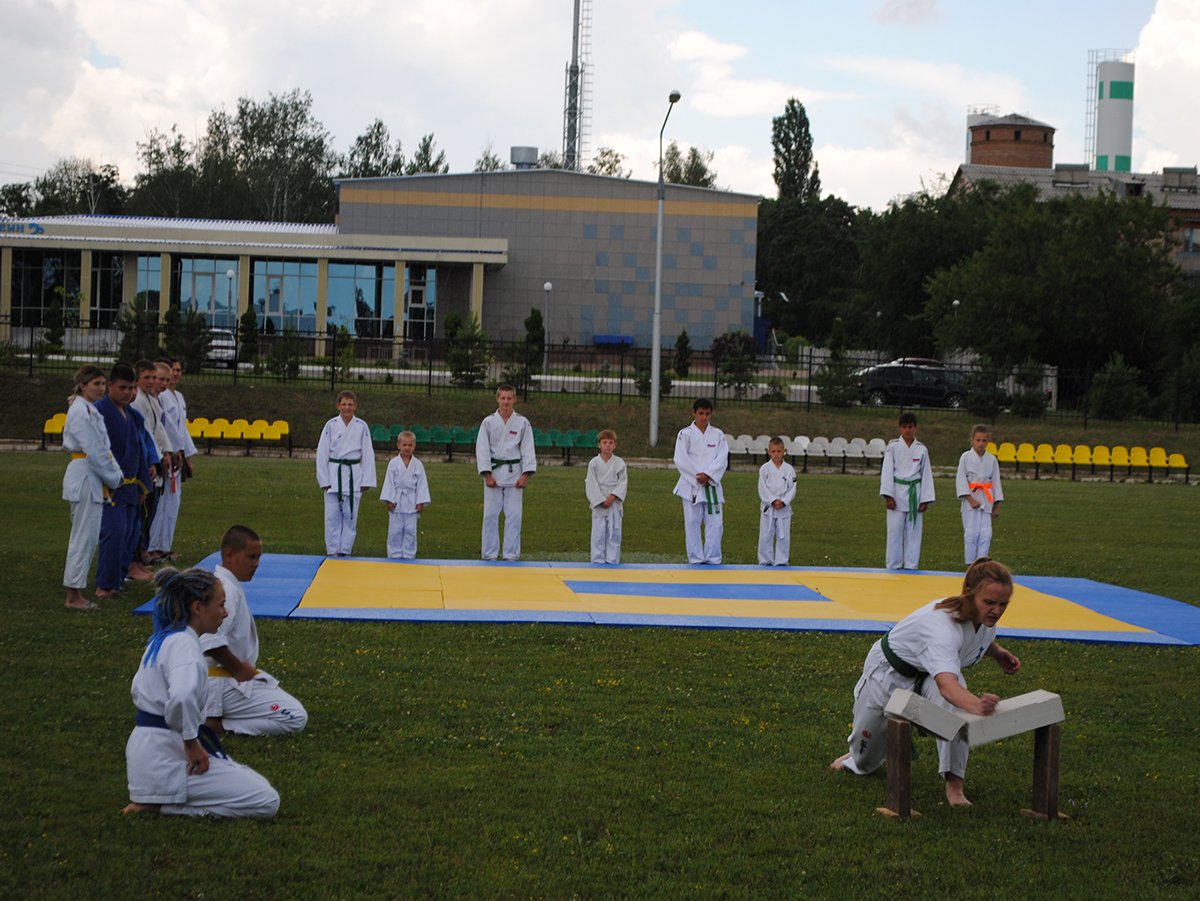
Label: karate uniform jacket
xmin=955 ymin=450 xmax=1003 ymax=514
xmin=757 ymin=460 xmax=797 ymax=515
xmin=672 ymin=422 xmax=728 ymax=504
xmin=316 ymin=415 xmax=377 ymax=499
xmin=880 ymin=438 xmax=935 ymax=511
xmin=475 ymin=411 xmax=536 ymax=484
xmin=61 ymin=395 xmax=123 ymax=503
xmin=585 ymin=454 xmax=627 ymax=508
xmin=95 ymin=397 xmax=151 ymax=507
xmin=381 ymin=456 xmax=432 ymax=513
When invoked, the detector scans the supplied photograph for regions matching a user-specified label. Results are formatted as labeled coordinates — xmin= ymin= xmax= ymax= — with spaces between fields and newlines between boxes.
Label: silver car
xmin=206 ymin=328 xmax=237 ymax=369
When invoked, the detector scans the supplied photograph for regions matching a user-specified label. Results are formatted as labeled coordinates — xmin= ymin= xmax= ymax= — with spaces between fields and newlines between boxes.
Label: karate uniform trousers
xmin=95 ymin=399 xmax=150 ymax=592
xmin=590 ymin=501 xmax=623 ymax=564
xmin=127 ymin=627 xmax=279 ymax=817
xmin=476 ymin=411 xmax=537 ymax=561
xmin=61 ymin=397 xmax=123 ymax=589
xmin=202 ymin=566 xmax=309 ymax=737
xmin=150 ymin=388 xmax=195 ymax=554
xmin=673 ymin=423 xmax=728 ymax=565
xmin=757 ymin=461 xmax=797 ymax=566
xmin=586 ymin=453 xmax=627 ymax=565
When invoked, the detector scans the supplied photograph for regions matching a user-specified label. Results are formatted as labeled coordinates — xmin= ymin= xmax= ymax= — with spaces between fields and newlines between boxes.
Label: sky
xmin=2 ymin=0 xmax=1197 ymax=212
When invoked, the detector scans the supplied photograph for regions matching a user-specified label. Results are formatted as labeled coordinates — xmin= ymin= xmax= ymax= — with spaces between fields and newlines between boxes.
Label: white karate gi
xmin=126 ymin=626 xmax=280 ymax=817
xmin=879 ymin=438 xmax=935 ymax=570
xmin=956 ymin=449 xmax=1004 ymax=564
xmin=316 ymin=415 xmax=377 ymax=555
xmin=130 ymin=388 xmax=172 ymax=485
xmin=475 ymin=410 xmax=537 ymax=561
xmin=673 ymin=422 xmax=729 ymax=565
xmin=380 ymin=454 xmax=431 ymax=559
xmin=150 ymin=387 xmax=196 ymax=554
xmin=757 ymin=459 xmax=797 ymax=566
xmin=199 ymin=566 xmax=308 ymax=736
xmin=61 ymin=396 xmax=123 ymax=589
xmin=841 ymin=600 xmax=997 ymax=780
xmin=585 ymin=453 xmax=627 ymax=564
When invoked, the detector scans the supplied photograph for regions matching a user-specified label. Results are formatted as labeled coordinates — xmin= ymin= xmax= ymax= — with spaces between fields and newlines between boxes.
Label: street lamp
xmin=225 ymin=269 xmax=235 ymax=325
xmin=542 ymin=281 xmax=552 ymax=376
xmin=952 ymin=299 xmax=960 ymax=316
xmin=649 ymin=88 xmax=682 ymax=447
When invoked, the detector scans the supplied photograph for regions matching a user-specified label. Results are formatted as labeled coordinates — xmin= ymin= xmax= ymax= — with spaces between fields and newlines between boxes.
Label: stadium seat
xmin=186 ymin=417 xmax=208 ymax=439
xmin=1167 ymin=452 xmax=1190 ymax=484
xmin=1129 ymin=446 xmax=1150 ymax=481
xmin=985 ymin=440 xmax=998 ymax=455
xmin=1071 ymin=445 xmax=1092 ymax=480
xmin=1091 ymin=445 xmax=1110 ymax=477
xmin=1034 ymin=444 xmax=1054 ymax=480
xmin=843 ymin=441 xmax=865 ymax=470
xmin=42 ymin=412 xmax=67 ymax=449
xmin=1148 ymin=447 xmax=1169 ymax=481
xmin=370 ymin=424 xmax=391 ymax=444
xmin=1053 ymin=444 xmax=1073 ymax=476
xmin=1109 ymin=445 xmax=1130 ymax=481
xmin=555 ymin=432 xmax=576 ymax=465
xmin=1015 ymin=443 xmax=1036 ymax=473
xmin=995 ymin=442 xmax=1017 ymax=466
xmin=271 ymin=420 xmax=292 ymax=456
xmin=865 ymin=438 xmax=887 ymax=468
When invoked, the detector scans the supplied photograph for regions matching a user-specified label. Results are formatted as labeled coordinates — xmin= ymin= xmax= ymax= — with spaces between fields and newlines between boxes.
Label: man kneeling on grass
xmin=202 ymin=525 xmax=308 ymax=737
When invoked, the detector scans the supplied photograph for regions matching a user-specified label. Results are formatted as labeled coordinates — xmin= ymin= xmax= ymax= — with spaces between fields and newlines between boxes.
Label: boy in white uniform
xmin=757 ymin=437 xmax=797 ymax=566
xmin=316 ymin=390 xmax=377 ymax=556
xmin=475 ymin=385 xmax=536 ymax=561
xmin=380 ymin=430 xmax=431 ymax=559
xmin=150 ymin=358 xmax=198 ymax=561
xmin=585 ymin=429 xmax=627 ymax=564
xmin=879 ymin=412 xmax=935 ymax=570
xmin=131 ymin=360 xmax=173 ymax=576
xmin=672 ymin=398 xmax=728 ymax=565
xmin=956 ymin=425 xmax=1004 ymax=564
xmin=201 ymin=525 xmax=308 ymax=737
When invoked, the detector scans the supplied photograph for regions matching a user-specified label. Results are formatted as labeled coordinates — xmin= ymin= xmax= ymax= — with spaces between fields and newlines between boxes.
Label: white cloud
xmin=873 ymin=0 xmax=942 ymax=26
xmin=1133 ymin=0 xmax=1200 ymax=169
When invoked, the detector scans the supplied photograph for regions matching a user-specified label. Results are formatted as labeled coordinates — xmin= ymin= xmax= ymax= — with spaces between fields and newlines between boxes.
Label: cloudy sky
xmin=1 ymin=0 xmax=1196 ymax=211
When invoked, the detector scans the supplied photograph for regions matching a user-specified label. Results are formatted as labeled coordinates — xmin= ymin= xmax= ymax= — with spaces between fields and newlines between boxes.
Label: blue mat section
xmin=1020 ymin=575 xmax=1200 ymax=645
xmin=133 ymin=552 xmax=325 ymax=619
xmin=563 ymin=581 xmax=831 ymax=601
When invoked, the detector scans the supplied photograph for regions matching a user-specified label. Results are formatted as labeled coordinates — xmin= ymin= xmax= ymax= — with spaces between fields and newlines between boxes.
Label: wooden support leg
xmin=877 ymin=716 xmax=920 ymax=819
xmin=1022 ymin=722 xmax=1066 ymax=821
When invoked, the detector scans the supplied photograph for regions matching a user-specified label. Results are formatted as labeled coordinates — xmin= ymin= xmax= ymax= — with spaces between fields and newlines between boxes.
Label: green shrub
xmin=266 ymin=328 xmax=304 ymax=381
xmin=1089 ymin=352 xmax=1149 ymax=420
xmin=711 ymin=329 xmax=759 ymax=399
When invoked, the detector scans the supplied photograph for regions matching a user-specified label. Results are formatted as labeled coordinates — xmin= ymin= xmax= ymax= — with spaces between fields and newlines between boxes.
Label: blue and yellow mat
xmin=135 ymin=553 xmax=1200 ymax=646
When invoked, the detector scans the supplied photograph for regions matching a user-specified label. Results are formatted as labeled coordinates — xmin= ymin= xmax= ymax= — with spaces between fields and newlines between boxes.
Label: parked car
xmin=853 ymin=361 xmax=967 ymax=408
xmin=206 ymin=328 xmax=238 ymax=369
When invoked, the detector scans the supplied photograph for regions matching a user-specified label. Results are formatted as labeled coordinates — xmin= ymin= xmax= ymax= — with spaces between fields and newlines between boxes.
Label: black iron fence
xmin=2 ymin=317 xmax=1196 ymax=428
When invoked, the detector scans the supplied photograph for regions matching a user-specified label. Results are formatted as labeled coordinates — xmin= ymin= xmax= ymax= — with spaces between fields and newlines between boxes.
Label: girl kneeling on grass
xmin=830 ymin=557 xmax=1022 ymax=806
xmin=123 ymin=567 xmax=279 ymax=818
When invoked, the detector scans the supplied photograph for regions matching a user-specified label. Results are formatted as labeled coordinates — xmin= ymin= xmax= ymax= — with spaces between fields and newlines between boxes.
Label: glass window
xmin=136 ymin=255 xmax=161 ymax=313
xmin=327 ymin=261 xmax=396 ymax=338
xmin=9 ymin=249 xmax=81 ymax=328
xmin=250 ymin=258 xmax=318 ymax=334
xmin=173 ymin=257 xmax=239 ymax=328
xmin=89 ymin=251 xmax=124 ymax=328
xmin=404 ymin=265 xmax=436 ymax=341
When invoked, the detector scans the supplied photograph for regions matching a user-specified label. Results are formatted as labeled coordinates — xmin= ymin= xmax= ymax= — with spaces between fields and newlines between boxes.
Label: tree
xmin=474 ymin=143 xmax=506 ymax=173
xmin=161 ymin=307 xmax=211 ymax=374
xmin=536 ymin=150 xmax=564 ymax=170
xmin=443 ymin=313 xmax=490 ymax=387
xmin=344 ymin=119 xmax=406 ymax=178
xmin=405 ymin=134 xmax=449 ymax=175
xmin=674 ymin=329 xmax=692 ymax=378
xmin=710 ymin=329 xmax=759 ymax=399
xmin=587 ymin=147 xmax=630 ymax=178
xmin=662 ymin=141 xmax=717 ymax=188
xmin=33 ymin=157 xmax=127 ymax=215
xmin=523 ymin=307 xmax=545 ymax=376
xmin=128 ymin=127 xmax=201 ymax=217
xmin=0 ymin=182 xmax=33 ymax=217
xmin=771 ymin=98 xmax=821 ymax=202
xmin=238 ymin=306 xmax=259 ymax=364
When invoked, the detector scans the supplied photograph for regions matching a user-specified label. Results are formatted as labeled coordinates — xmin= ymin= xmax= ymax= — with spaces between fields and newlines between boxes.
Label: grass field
xmin=1 ymin=452 xmax=1198 ymax=899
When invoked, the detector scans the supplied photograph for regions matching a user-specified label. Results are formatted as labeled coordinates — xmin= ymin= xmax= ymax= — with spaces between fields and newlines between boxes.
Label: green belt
xmin=893 ymin=476 xmax=921 ymax=524
xmin=329 ymin=457 xmax=361 ymax=513
xmin=491 ymin=457 xmax=521 ymax=474
xmin=703 ymin=483 xmax=720 ymax=515
xmin=880 ymin=632 xmax=928 ymax=695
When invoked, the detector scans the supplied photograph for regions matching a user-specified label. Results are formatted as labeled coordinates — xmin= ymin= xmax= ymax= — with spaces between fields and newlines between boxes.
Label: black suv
xmin=853 ymin=361 xmax=967 ymax=408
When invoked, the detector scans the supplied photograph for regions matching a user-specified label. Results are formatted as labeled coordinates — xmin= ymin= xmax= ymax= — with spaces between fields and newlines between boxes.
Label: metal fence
xmin=1 ymin=317 xmax=1195 ymax=428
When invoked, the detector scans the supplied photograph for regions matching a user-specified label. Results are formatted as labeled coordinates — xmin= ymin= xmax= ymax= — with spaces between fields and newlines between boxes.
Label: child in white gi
xmin=956 ymin=425 xmax=1004 ymax=564
xmin=830 ymin=558 xmax=1022 ymax=807
xmin=123 ymin=567 xmax=279 ymax=818
xmin=585 ymin=429 xmax=627 ymax=564
xmin=672 ymin=398 xmax=728 ymax=565
xmin=381 ymin=431 xmax=431 ymax=559
xmin=149 ymin=357 xmax=197 ymax=562
xmin=757 ymin=437 xmax=796 ymax=566
xmin=202 ymin=526 xmax=308 ymax=737
xmin=880 ymin=412 xmax=935 ymax=570
xmin=61 ymin=365 xmax=124 ymax=610
xmin=475 ymin=385 xmax=537 ymax=561
xmin=316 ymin=391 xmax=377 ymax=556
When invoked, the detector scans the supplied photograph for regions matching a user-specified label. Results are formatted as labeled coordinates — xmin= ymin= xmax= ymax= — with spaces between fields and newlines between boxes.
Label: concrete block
xmin=884 ymin=688 xmax=1064 ymax=747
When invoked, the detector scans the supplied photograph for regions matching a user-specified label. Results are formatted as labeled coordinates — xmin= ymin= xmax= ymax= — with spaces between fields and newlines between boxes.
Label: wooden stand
xmin=1021 ymin=722 xmax=1068 ymax=821
xmin=876 ymin=717 xmax=920 ymax=819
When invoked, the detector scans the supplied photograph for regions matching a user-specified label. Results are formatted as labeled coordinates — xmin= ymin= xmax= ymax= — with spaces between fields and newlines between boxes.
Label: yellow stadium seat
xmin=1109 ymin=445 xmax=1130 ymax=481
xmin=996 ymin=442 xmax=1017 ymax=465
xmin=42 ymin=412 xmax=67 ymax=448
xmin=187 ymin=417 xmax=208 ymax=438
xmin=1129 ymin=446 xmax=1150 ymax=481
xmin=1015 ymin=443 xmax=1036 ymax=473
xmin=1167 ymin=452 xmax=1190 ymax=484
xmin=985 ymin=441 xmax=998 ymax=455
xmin=1091 ymin=445 xmax=1110 ymax=477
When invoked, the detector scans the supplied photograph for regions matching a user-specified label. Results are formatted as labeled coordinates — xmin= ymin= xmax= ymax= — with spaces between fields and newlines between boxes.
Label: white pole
xmin=649 ymin=89 xmax=681 ymax=448
xmin=542 ymin=281 xmax=552 ymax=376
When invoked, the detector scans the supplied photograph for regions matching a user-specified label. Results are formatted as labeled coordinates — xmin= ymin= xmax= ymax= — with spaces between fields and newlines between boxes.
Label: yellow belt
xmin=71 ymin=452 xmax=87 ymax=460
xmin=208 ymin=666 xmax=259 ymax=678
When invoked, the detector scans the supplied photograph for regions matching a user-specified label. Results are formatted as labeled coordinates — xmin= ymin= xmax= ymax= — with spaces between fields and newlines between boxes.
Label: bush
xmin=965 ymin=357 xmax=1010 ymax=418
xmin=266 ymin=328 xmax=304 ymax=381
xmin=115 ymin=305 xmax=163 ymax=364
xmin=711 ymin=329 xmax=759 ymax=399
xmin=760 ymin=376 xmax=788 ymax=403
xmin=445 ymin=313 xmax=490 ymax=388
xmin=238 ymin=307 xmax=259 ymax=363
xmin=811 ymin=354 xmax=858 ymax=407
xmin=633 ymin=358 xmax=673 ymax=398
xmin=674 ymin=329 xmax=692 ymax=378
xmin=1008 ymin=359 xmax=1049 ymax=419
xmin=1088 ymin=353 xmax=1149 ymax=420
xmin=333 ymin=325 xmax=356 ymax=379
xmin=162 ymin=307 xmax=211 ymax=374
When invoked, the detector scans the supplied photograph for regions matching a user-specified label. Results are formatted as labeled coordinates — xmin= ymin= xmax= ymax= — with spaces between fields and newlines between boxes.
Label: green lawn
xmin=1 ymin=453 xmax=1197 ymax=898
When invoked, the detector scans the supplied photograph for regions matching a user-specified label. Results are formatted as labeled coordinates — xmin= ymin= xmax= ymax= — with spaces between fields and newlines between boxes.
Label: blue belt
xmin=134 ymin=710 xmax=227 ymax=758
xmin=135 ymin=709 xmax=168 ymax=728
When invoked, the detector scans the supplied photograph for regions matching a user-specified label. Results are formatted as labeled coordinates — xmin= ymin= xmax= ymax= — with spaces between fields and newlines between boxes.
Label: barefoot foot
xmin=121 ymin=802 xmax=160 ymax=815
xmin=829 ymin=752 xmax=852 ymax=771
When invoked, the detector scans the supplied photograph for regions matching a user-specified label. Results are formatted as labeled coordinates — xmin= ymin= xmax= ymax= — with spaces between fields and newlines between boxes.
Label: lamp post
xmin=542 ymin=281 xmax=552 ymax=376
xmin=649 ymin=88 xmax=681 ymax=447
xmin=225 ymin=269 xmax=235 ymax=326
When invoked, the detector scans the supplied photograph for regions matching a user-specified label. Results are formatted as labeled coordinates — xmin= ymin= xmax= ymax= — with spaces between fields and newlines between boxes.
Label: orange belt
xmin=71 ymin=452 xmax=87 ymax=460
xmin=969 ymin=481 xmax=994 ymax=503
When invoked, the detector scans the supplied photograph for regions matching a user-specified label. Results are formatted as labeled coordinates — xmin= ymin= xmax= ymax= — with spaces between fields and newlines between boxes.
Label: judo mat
xmin=133 ymin=553 xmax=1200 ymax=646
